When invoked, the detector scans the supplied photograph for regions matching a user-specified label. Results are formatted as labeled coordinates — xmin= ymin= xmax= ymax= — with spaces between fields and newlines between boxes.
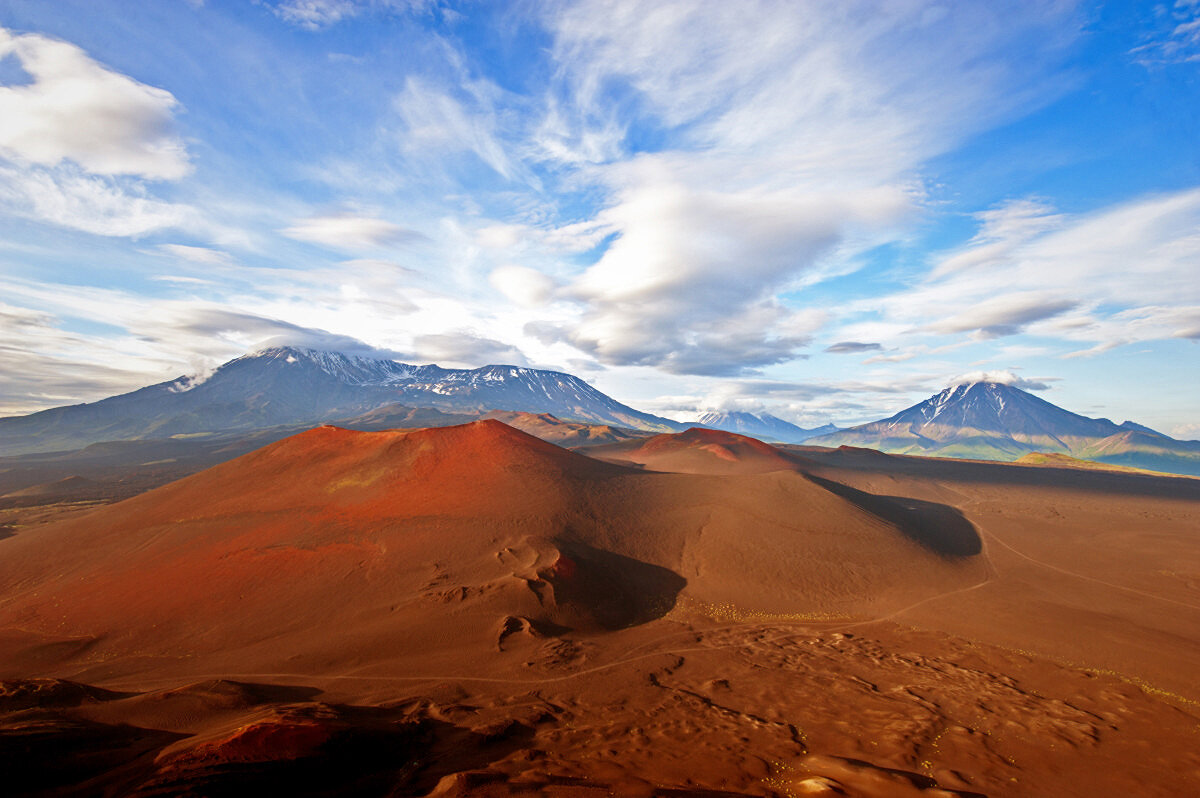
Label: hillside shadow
xmin=3 ymin=686 xmax=539 ymax=798
xmin=802 ymin=448 xmax=1200 ymax=500
xmin=807 ymin=475 xmax=982 ymax=557
xmin=553 ymin=539 xmax=688 ymax=630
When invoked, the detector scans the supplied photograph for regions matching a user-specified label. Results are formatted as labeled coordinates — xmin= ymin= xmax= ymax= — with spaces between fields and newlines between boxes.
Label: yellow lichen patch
xmin=670 ymin=596 xmax=848 ymax=624
xmin=324 ymin=467 xmax=389 ymax=493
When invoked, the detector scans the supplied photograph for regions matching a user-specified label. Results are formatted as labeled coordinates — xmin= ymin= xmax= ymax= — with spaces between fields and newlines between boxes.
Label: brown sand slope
xmin=2 ymin=422 xmax=1198 ymax=796
xmin=794 ymin=447 xmax=1200 ymax=701
xmin=588 ymin=426 xmax=807 ymax=474
xmin=0 ymin=421 xmax=982 ymax=687
xmin=480 ymin=410 xmax=648 ymax=447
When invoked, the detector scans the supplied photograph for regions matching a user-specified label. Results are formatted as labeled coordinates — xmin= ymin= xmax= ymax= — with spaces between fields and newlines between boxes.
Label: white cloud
xmin=0 ymin=28 xmax=199 ymax=239
xmin=0 ymin=163 xmax=192 ymax=237
xmin=274 ymin=0 xmax=359 ymax=29
xmin=476 ymin=223 xmax=524 ymax=250
xmin=272 ymin=0 xmax=435 ymax=30
xmin=932 ymin=199 xmax=1064 ymax=277
xmin=859 ymin=187 xmax=1200 ymax=352
xmin=394 ymin=76 xmax=522 ymax=181
xmin=157 ymin=243 xmax=236 ymax=266
xmin=1171 ymin=421 xmax=1200 ymax=442
xmin=948 ymin=370 xmax=1055 ymax=390
xmin=516 ymin=0 xmax=1080 ymax=376
xmin=411 ymin=331 xmax=529 ymax=367
xmin=1131 ymin=0 xmax=1200 ymax=64
xmin=928 ymin=293 xmax=1078 ymax=339
xmin=489 ymin=265 xmax=556 ymax=308
xmin=282 ymin=212 xmax=425 ymax=250
xmin=0 ymin=27 xmax=189 ymax=180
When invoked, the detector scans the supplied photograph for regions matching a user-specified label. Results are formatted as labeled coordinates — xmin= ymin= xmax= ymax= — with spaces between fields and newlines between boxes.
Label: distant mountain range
xmin=4 ymin=351 xmax=1196 ymax=476
xmin=808 ymin=382 xmax=1200 ymax=476
xmin=0 ymin=347 xmax=680 ymax=456
xmin=693 ymin=410 xmax=837 ymax=443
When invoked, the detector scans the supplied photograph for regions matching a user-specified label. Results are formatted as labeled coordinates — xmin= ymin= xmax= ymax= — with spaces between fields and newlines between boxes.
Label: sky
xmin=0 ymin=0 xmax=1198 ymax=436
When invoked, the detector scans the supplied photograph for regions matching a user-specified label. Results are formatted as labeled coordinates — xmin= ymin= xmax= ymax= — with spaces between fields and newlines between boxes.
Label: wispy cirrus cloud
xmin=156 ymin=243 xmax=236 ymax=266
xmin=271 ymin=0 xmax=436 ymax=30
xmin=1131 ymin=0 xmax=1200 ymax=65
xmin=394 ymin=76 xmax=526 ymax=183
xmin=847 ymin=187 xmax=1200 ymax=354
xmin=0 ymin=163 xmax=194 ymax=237
xmin=515 ymin=0 xmax=1081 ymax=377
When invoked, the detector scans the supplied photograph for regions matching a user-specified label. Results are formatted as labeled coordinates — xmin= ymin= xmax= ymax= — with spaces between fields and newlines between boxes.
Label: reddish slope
xmin=588 ymin=427 xmax=805 ymax=474
xmin=0 ymin=420 xmax=983 ymax=685
xmin=481 ymin=410 xmax=646 ymax=447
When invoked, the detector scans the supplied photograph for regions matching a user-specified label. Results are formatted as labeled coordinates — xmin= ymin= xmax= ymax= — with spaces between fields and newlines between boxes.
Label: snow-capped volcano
xmin=693 ymin=410 xmax=837 ymax=443
xmin=886 ymin=381 xmax=1124 ymax=439
xmin=0 ymin=347 xmax=680 ymax=456
xmin=808 ymin=382 xmax=1200 ymax=475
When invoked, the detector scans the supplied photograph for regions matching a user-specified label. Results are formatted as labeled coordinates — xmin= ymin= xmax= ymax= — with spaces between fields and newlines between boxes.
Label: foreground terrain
xmin=1 ymin=422 xmax=1198 ymax=796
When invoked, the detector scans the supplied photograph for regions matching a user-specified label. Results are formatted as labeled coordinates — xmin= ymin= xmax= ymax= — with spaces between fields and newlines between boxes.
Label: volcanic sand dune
xmin=2 ymin=422 xmax=1199 ymax=796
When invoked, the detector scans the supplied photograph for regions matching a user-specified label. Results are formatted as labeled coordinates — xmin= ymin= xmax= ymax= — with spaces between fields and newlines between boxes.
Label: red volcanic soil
xmin=0 ymin=420 xmax=981 ymax=678
xmin=1 ymin=420 xmax=1199 ymax=796
xmin=588 ymin=426 xmax=806 ymax=474
xmin=481 ymin=410 xmax=648 ymax=447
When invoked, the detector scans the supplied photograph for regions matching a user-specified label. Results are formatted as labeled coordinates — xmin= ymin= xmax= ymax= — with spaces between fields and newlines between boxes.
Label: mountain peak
xmin=0 ymin=347 xmax=682 ymax=456
xmin=807 ymin=382 xmax=1200 ymax=476
xmin=695 ymin=410 xmax=835 ymax=444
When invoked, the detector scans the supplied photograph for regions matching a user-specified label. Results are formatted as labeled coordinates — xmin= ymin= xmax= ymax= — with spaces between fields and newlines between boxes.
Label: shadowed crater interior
xmin=547 ymin=539 xmax=688 ymax=630
xmin=807 ymin=475 xmax=982 ymax=557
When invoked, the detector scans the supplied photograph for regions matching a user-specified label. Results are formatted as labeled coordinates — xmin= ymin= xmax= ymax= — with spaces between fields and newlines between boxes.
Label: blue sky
xmin=1 ymin=0 xmax=1198 ymax=435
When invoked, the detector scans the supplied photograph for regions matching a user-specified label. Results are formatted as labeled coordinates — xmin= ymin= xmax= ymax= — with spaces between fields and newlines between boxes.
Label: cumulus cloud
xmin=531 ymin=302 xmax=826 ymax=377
xmin=825 ymin=341 xmax=883 ymax=354
xmin=282 ymin=212 xmax=425 ymax=250
xmin=551 ymin=180 xmax=894 ymax=373
xmin=0 ymin=27 xmax=189 ymax=179
xmin=0 ymin=28 xmax=197 ymax=239
xmin=1171 ymin=422 xmax=1200 ymax=442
